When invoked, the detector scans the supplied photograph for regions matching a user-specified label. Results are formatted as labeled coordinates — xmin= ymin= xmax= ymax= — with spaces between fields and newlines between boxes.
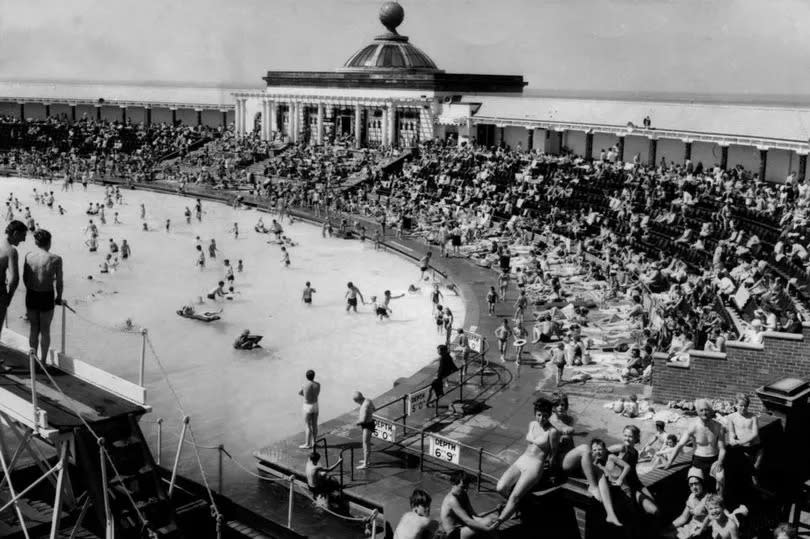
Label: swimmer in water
xmin=302 ymin=282 xmax=316 ymax=305
xmin=196 ymin=245 xmax=205 ymax=270
xmin=280 ymin=246 xmax=290 ymax=267
xmin=372 ymin=296 xmax=391 ymax=320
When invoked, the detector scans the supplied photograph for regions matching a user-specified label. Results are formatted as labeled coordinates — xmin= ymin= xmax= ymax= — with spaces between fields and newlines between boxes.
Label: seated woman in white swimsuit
xmin=492 ymin=397 xmax=558 ymax=528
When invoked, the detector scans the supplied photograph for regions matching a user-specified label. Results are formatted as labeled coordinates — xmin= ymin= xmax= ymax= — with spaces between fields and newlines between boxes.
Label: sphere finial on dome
xmin=379 ymin=1 xmax=405 ymax=34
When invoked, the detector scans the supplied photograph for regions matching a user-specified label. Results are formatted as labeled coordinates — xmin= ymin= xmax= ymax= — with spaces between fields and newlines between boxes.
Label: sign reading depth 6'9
xmin=428 ymin=434 xmax=460 ymax=464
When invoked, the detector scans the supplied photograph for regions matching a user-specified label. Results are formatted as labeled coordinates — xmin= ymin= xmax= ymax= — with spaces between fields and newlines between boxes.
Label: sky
xmin=1 ymin=0 xmax=809 ymax=97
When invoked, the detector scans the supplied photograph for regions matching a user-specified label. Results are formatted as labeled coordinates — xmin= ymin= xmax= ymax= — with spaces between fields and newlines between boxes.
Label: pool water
xmin=0 ymin=177 xmax=465 ymax=487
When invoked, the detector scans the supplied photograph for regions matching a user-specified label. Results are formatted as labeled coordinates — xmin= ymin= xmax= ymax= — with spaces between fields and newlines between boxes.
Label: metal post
xmin=371 ymin=513 xmax=377 ymax=538
xmin=98 ymin=439 xmax=114 ymax=539
xmin=139 ymin=329 xmax=148 ymax=387
xmin=350 ymin=447 xmax=355 ymax=482
xmin=434 ymin=390 xmax=439 ymax=417
xmin=287 ymin=475 xmax=294 ymax=529
xmin=419 ymin=432 xmax=425 ymax=472
xmin=477 ymin=448 xmax=484 ymax=492
xmin=49 ymin=442 xmax=68 ymax=539
xmin=60 ymin=303 xmax=66 ymax=357
xmin=402 ymin=395 xmax=407 ymax=429
xmin=168 ymin=416 xmax=189 ymax=497
xmin=218 ymin=444 xmax=224 ymax=494
xmin=29 ymin=351 xmax=38 ymax=429
xmin=155 ymin=418 xmax=163 ymax=465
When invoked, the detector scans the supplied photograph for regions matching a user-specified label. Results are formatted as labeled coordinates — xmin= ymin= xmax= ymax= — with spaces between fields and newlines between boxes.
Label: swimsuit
xmin=348 ymin=297 xmax=357 ymax=307
xmin=359 ymin=420 xmax=375 ymax=430
xmin=303 ymin=402 xmax=319 ymax=415
xmin=26 ymin=289 xmax=55 ymax=312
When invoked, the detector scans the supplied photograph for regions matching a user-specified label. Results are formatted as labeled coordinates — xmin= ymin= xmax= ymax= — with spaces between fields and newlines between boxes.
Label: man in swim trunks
xmin=23 ymin=229 xmax=63 ymax=362
xmin=345 ymin=282 xmax=364 ymax=313
xmin=0 ymin=221 xmax=27 ymax=343
xmin=207 ymin=281 xmax=226 ymax=301
xmin=667 ymin=398 xmax=726 ymax=494
xmin=440 ymin=471 xmax=494 ymax=538
xmin=305 ymin=451 xmax=343 ymax=504
xmin=353 ymin=391 xmax=375 ymax=469
xmin=299 ymin=370 xmax=321 ymax=449
xmin=418 ymin=252 xmax=432 ymax=281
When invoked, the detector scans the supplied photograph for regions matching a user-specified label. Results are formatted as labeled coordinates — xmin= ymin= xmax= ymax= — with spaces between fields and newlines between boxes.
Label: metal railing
xmin=314 ymin=340 xmax=515 ymax=493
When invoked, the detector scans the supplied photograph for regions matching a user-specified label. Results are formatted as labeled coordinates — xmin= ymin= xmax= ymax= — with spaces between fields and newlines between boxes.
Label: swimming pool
xmin=0 ymin=177 xmax=466 ymax=485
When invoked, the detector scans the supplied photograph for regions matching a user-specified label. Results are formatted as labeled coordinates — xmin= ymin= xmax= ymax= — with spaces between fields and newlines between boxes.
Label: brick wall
xmin=652 ymin=324 xmax=810 ymax=413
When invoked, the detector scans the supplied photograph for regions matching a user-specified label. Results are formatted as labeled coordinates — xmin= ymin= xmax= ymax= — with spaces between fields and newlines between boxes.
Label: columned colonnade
xmin=471 ymin=120 xmax=810 ymax=183
xmin=233 ymin=92 xmax=429 ymax=148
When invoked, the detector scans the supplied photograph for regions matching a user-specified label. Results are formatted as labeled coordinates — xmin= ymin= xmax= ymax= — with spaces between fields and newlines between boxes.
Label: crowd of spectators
xmin=0 ymin=114 xmax=219 ymax=183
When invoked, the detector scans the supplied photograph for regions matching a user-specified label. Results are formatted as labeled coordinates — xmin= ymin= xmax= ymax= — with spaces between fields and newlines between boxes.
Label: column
xmin=498 ymin=126 xmax=505 ymax=147
xmin=287 ymin=101 xmax=296 ymax=142
xmin=720 ymin=144 xmax=729 ymax=170
xmin=95 ymin=105 xmax=101 ymax=121
xmin=558 ymin=130 xmax=565 ymax=152
xmin=387 ymin=103 xmax=396 ymax=147
xmin=683 ymin=140 xmax=692 ymax=162
xmin=758 ymin=147 xmax=768 ymax=181
xmin=584 ymin=132 xmax=594 ymax=161
xmin=355 ymin=104 xmax=362 ymax=149
xmin=19 ymin=102 xmax=25 ymax=121
xmin=121 ymin=106 xmax=127 ymax=123
xmin=145 ymin=106 xmax=152 ymax=126
xmin=616 ymin=135 xmax=625 ymax=162
xmin=171 ymin=108 xmax=177 ymax=126
xmin=241 ymin=99 xmax=248 ymax=136
xmin=648 ymin=137 xmax=658 ymax=167
xmin=221 ymin=110 xmax=227 ymax=128
xmin=381 ymin=107 xmax=388 ymax=147
xmin=527 ymin=128 xmax=534 ymax=152
xmin=70 ymin=105 xmax=76 ymax=122
xmin=44 ymin=104 xmax=50 ymax=117
xmin=798 ymin=153 xmax=808 ymax=182
xmin=316 ymin=102 xmax=324 ymax=145
xmin=263 ymin=100 xmax=270 ymax=140
xmin=269 ymin=101 xmax=277 ymax=139
xmin=196 ymin=109 xmax=203 ymax=127
xmin=234 ymin=101 xmax=240 ymax=135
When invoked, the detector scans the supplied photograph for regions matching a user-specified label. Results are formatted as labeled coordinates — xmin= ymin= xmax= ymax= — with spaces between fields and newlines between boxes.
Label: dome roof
xmin=339 ymin=2 xmax=442 ymax=73
xmin=342 ymin=36 xmax=440 ymax=72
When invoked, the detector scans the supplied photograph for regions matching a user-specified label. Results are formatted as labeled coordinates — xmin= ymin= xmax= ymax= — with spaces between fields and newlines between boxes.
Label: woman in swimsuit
xmin=492 ymin=397 xmax=558 ymax=527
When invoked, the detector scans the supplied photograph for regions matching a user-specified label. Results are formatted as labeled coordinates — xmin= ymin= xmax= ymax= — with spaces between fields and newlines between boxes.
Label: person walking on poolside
xmin=302 ymin=282 xmax=317 ymax=305
xmin=514 ymin=289 xmax=528 ymax=323
xmin=418 ymin=251 xmax=432 ymax=281
xmin=345 ymin=282 xmax=364 ymax=313
xmin=139 ymin=203 xmax=146 ymax=220
xmin=208 ymin=239 xmax=217 ymax=260
xmin=195 ymin=198 xmax=202 ymax=222
xmin=121 ymin=239 xmax=131 ymax=260
xmin=23 ymin=229 xmax=63 ymax=362
xmin=353 ymin=391 xmax=375 ymax=470
xmin=299 ymin=370 xmax=321 ymax=449
xmin=498 ymin=272 xmax=509 ymax=302
xmin=0 ymin=221 xmax=27 ymax=343
xmin=495 ymin=318 xmax=510 ymax=361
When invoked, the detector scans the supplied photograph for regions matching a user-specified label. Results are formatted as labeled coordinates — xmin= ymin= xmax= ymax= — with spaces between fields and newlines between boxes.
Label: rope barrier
xmin=144 ymin=335 xmax=222 ymax=521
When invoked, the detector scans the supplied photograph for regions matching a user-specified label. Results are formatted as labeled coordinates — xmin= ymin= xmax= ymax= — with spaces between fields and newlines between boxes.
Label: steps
xmin=74 ymin=414 xmax=182 ymax=538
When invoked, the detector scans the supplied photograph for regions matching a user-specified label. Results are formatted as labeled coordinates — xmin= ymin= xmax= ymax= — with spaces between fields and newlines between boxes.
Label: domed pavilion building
xmin=232 ymin=2 xmax=525 ymax=148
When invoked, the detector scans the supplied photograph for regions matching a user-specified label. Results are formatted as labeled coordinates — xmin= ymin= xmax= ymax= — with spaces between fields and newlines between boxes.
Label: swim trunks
xmin=303 ymin=402 xmax=319 ymax=415
xmin=206 ymin=293 xmax=216 ymax=300
xmin=420 ymin=265 xmax=428 ymax=272
xmin=304 ymin=297 xmax=312 ymax=304
xmin=348 ymin=297 xmax=357 ymax=307
xmin=25 ymin=289 xmax=55 ymax=312
xmin=446 ymin=527 xmax=462 ymax=539
xmin=359 ymin=420 xmax=375 ymax=430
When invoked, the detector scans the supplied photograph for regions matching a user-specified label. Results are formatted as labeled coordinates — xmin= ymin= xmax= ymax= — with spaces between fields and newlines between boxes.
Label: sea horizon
xmin=1 ymin=78 xmax=809 ymax=109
